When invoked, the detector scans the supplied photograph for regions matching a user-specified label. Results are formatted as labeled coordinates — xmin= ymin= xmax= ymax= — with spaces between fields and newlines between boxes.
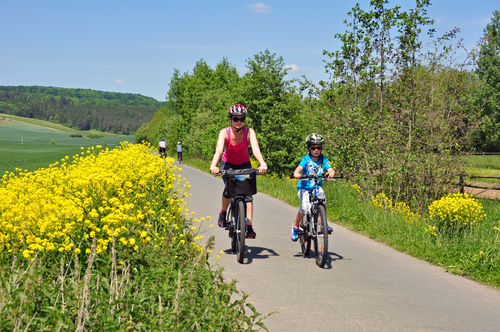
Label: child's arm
xmin=293 ymin=165 xmax=303 ymax=179
xmin=323 ymin=156 xmax=335 ymax=178
xmin=326 ymin=167 xmax=335 ymax=179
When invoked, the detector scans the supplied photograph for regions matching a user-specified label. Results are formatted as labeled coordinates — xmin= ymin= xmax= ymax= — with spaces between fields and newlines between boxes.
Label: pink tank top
xmin=221 ymin=126 xmax=250 ymax=164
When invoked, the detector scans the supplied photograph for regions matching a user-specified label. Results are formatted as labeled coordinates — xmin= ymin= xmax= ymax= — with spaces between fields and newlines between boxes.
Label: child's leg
xmin=293 ymin=211 xmax=305 ymax=228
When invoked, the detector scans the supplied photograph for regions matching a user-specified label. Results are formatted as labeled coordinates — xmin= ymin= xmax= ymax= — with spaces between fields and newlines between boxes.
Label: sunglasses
xmin=231 ymin=117 xmax=246 ymax=123
xmin=310 ymin=146 xmax=322 ymax=151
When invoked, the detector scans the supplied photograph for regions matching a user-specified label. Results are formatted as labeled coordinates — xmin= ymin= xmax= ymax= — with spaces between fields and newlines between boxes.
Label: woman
xmin=210 ymin=104 xmax=267 ymax=238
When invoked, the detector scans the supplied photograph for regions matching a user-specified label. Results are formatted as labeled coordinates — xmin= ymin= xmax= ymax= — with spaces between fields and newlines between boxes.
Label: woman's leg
xmin=246 ymin=201 xmax=253 ymax=226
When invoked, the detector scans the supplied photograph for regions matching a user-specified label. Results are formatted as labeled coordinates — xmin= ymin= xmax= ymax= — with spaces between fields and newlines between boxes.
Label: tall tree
xmin=475 ymin=10 xmax=500 ymax=151
xmin=320 ymin=0 xmax=474 ymax=208
xmin=241 ymin=50 xmax=306 ymax=173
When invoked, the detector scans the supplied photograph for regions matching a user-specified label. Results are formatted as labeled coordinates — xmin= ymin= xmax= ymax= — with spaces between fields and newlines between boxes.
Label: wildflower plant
xmin=0 ymin=143 xmax=267 ymax=330
xmin=0 ymin=142 xmax=190 ymax=259
xmin=428 ymin=193 xmax=487 ymax=234
xmin=371 ymin=193 xmax=420 ymax=223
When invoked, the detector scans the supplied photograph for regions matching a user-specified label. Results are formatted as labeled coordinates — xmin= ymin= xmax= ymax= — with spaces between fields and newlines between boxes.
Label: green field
xmin=0 ymin=114 xmax=133 ymax=174
xmin=464 ymin=154 xmax=500 ymax=184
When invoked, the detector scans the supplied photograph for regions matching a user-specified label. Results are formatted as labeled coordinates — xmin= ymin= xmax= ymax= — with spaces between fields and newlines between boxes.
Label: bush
xmin=0 ymin=143 xmax=268 ymax=330
xmin=428 ymin=193 xmax=487 ymax=234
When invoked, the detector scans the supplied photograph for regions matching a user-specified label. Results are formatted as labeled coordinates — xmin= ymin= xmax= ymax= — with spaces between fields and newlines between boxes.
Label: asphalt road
xmin=180 ymin=164 xmax=500 ymax=332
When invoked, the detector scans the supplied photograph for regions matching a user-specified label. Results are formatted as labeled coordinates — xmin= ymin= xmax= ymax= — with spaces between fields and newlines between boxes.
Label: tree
xmin=320 ymin=0 xmax=475 ymax=208
xmin=474 ymin=10 xmax=500 ymax=151
xmin=241 ymin=50 xmax=307 ymax=174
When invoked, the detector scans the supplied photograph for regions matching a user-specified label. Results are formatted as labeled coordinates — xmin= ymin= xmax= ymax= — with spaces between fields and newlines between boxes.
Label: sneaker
xmin=291 ymin=226 xmax=299 ymax=242
xmin=246 ymin=225 xmax=256 ymax=239
xmin=217 ymin=211 xmax=227 ymax=228
xmin=319 ymin=224 xmax=333 ymax=234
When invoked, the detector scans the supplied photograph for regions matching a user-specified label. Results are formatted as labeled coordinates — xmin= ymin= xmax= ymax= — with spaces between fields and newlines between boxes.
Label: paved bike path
xmin=181 ymin=164 xmax=500 ymax=331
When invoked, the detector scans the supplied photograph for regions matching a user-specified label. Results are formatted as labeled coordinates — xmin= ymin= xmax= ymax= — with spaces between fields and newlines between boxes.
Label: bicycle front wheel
xmin=228 ymin=207 xmax=236 ymax=251
xmin=299 ymin=217 xmax=311 ymax=257
xmin=315 ymin=204 xmax=328 ymax=267
xmin=236 ymin=200 xmax=246 ymax=264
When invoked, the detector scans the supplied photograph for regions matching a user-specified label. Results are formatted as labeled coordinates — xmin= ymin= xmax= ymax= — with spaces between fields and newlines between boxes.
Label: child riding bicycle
xmin=210 ymin=104 xmax=267 ymax=239
xmin=291 ymin=133 xmax=335 ymax=241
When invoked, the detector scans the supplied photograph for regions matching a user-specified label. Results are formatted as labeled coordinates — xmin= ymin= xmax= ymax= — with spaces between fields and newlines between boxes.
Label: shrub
xmin=0 ymin=143 xmax=267 ymax=330
xmin=428 ymin=193 xmax=487 ymax=234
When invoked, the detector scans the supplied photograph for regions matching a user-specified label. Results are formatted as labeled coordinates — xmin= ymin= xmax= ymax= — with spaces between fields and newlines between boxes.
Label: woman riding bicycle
xmin=291 ymin=133 xmax=335 ymax=241
xmin=158 ymin=138 xmax=167 ymax=158
xmin=210 ymin=104 xmax=267 ymax=239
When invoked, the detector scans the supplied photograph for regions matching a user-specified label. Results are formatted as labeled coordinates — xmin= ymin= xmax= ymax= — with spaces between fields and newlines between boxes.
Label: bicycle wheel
xmin=315 ymin=204 xmax=328 ymax=267
xmin=236 ymin=200 xmax=246 ymax=264
xmin=299 ymin=217 xmax=311 ymax=257
xmin=228 ymin=206 xmax=236 ymax=251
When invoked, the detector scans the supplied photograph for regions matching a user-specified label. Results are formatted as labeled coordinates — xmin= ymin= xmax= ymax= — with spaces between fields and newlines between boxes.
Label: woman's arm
xmin=248 ymin=128 xmax=267 ymax=173
xmin=210 ymin=129 xmax=227 ymax=174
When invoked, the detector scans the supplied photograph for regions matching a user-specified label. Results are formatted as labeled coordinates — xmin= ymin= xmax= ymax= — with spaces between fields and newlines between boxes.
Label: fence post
xmin=459 ymin=175 xmax=464 ymax=194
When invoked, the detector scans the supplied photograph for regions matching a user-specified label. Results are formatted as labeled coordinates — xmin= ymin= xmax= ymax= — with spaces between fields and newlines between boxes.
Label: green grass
xmin=187 ymin=157 xmax=500 ymax=289
xmin=464 ymin=155 xmax=500 ymax=184
xmin=0 ymin=143 xmax=83 ymax=174
xmin=0 ymin=114 xmax=133 ymax=174
xmin=466 ymin=155 xmax=500 ymax=170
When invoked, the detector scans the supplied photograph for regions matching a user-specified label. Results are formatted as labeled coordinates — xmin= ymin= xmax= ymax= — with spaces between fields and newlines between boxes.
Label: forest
xmin=0 ymin=86 xmax=164 ymax=134
xmin=137 ymin=2 xmax=499 ymax=210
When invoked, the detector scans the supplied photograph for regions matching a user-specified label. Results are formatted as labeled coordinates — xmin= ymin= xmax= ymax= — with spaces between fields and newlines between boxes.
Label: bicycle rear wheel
xmin=299 ymin=217 xmax=311 ymax=257
xmin=315 ymin=204 xmax=328 ymax=267
xmin=236 ymin=200 xmax=246 ymax=264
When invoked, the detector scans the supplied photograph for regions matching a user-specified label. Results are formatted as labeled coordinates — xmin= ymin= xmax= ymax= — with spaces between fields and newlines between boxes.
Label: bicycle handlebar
xmin=289 ymin=171 xmax=344 ymax=180
xmin=217 ymin=168 xmax=260 ymax=176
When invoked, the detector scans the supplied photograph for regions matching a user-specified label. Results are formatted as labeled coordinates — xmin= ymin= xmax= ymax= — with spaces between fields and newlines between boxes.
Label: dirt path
xmin=464 ymin=181 xmax=500 ymax=200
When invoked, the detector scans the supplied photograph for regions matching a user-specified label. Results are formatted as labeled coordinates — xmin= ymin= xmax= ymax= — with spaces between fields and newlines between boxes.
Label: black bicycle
xmin=219 ymin=168 xmax=258 ymax=264
xmin=294 ymin=173 xmax=342 ymax=267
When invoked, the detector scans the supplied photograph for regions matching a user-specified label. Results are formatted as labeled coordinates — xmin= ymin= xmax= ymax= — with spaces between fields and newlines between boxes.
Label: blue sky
xmin=1 ymin=1 xmax=497 ymax=101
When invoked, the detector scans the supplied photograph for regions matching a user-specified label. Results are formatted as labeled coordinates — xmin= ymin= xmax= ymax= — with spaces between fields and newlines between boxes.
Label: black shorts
xmin=159 ymin=147 xmax=166 ymax=153
xmin=220 ymin=161 xmax=253 ymax=202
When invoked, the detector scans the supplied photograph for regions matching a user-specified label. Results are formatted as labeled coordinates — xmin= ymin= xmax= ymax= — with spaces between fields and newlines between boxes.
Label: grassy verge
xmin=0 ymin=146 xmax=268 ymax=330
xmin=186 ymin=157 xmax=500 ymax=289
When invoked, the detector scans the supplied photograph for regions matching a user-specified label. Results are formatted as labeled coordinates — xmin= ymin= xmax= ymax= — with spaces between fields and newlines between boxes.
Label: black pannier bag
xmin=224 ymin=169 xmax=257 ymax=197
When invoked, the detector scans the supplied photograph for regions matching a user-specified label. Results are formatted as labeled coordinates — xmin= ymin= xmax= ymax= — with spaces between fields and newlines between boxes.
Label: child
xmin=176 ymin=141 xmax=183 ymax=163
xmin=291 ymin=133 xmax=335 ymax=241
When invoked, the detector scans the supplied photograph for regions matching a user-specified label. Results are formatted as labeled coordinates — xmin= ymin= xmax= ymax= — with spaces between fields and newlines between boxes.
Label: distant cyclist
xmin=210 ymin=104 xmax=267 ymax=239
xmin=158 ymin=139 xmax=167 ymax=158
xmin=290 ymin=133 xmax=335 ymax=241
xmin=176 ymin=141 xmax=183 ymax=163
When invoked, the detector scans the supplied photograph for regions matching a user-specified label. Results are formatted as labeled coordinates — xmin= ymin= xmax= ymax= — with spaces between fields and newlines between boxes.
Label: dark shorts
xmin=220 ymin=161 xmax=253 ymax=202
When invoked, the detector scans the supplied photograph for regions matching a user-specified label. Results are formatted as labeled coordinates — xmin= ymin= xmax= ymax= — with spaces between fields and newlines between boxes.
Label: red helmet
xmin=228 ymin=104 xmax=247 ymax=116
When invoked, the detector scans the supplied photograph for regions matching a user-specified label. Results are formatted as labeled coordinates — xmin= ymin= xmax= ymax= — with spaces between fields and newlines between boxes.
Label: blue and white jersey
xmin=297 ymin=154 xmax=332 ymax=190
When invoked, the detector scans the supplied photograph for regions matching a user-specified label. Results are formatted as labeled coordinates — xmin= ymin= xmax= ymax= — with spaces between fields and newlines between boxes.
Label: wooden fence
xmin=458 ymin=175 xmax=500 ymax=194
